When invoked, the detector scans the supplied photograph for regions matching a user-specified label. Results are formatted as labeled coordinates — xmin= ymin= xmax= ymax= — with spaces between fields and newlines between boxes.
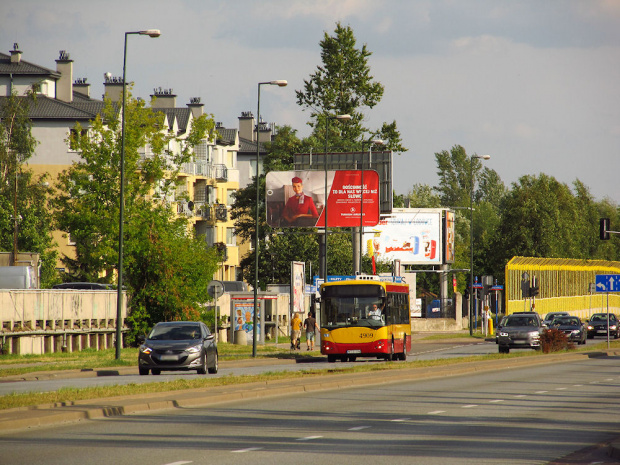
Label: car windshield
xmin=591 ymin=314 xmax=615 ymax=322
xmin=552 ymin=317 xmax=580 ymax=326
xmin=149 ymin=324 xmax=201 ymax=340
xmin=505 ymin=316 xmax=539 ymax=327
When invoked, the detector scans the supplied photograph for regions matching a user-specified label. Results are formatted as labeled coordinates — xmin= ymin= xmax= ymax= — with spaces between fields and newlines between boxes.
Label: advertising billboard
xmin=265 ymin=170 xmax=379 ymax=228
xmin=363 ymin=209 xmax=443 ymax=265
xmin=444 ymin=210 xmax=456 ymax=264
xmin=291 ymin=261 xmax=306 ymax=315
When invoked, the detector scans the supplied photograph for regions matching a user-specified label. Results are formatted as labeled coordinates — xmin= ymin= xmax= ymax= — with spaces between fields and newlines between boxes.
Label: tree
xmin=486 ymin=174 xmax=583 ymax=273
xmin=0 ymin=90 xmax=57 ymax=286
xmin=296 ymin=22 xmax=407 ymax=152
xmin=52 ymin=91 xmax=219 ymax=334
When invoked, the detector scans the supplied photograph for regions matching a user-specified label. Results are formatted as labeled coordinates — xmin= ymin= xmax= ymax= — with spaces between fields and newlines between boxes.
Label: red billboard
xmin=266 ymin=170 xmax=380 ymax=228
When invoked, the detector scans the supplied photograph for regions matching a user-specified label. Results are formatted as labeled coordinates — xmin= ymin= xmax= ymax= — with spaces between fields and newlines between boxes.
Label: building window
xmin=226 ymin=228 xmax=236 ymax=246
xmin=226 ymin=189 xmax=235 ymax=206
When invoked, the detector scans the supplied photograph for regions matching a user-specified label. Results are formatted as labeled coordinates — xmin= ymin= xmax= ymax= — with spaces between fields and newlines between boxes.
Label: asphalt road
xmin=1 ymin=354 xmax=619 ymax=465
xmin=0 ymin=337 xmax=604 ymax=395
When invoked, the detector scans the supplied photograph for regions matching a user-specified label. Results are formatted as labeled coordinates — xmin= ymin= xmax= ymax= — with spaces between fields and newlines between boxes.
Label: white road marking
xmin=232 ymin=447 xmax=263 ymax=453
xmin=462 ymin=404 xmax=477 ymax=408
xmin=535 ymin=391 xmax=548 ymax=394
xmin=391 ymin=418 xmax=411 ymax=422
xmin=555 ymin=387 xmax=567 ymax=390
xmin=489 ymin=399 xmax=505 ymax=403
xmin=349 ymin=426 xmax=371 ymax=431
xmin=427 ymin=410 xmax=445 ymax=415
xmin=297 ymin=436 xmax=323 ymax=441
xmin=163 ymin=462 xmax=193 ymax=465
xmin=514 ymin=394 xmax=527 ymax=398
xmin=573 ymin=384 xmax=583 ymax=387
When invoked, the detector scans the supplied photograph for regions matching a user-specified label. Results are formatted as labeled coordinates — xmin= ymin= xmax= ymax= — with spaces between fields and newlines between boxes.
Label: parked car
xmin=548 ymin=316 xmax=587 ymax=345
xmin=542 ymin=311 xmax=570 ymax=327
xmin=497 ymin=312 xmax=545 ymax=354
xmin=138 ymin=321 xmax=218 ymax=375
xmin=586 ymin=313 xmax=620 ymax=339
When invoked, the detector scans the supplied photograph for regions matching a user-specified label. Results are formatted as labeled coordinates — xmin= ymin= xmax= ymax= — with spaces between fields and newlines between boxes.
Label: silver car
xmin=498 ymin=313 xmax=544 ymax=354
xmin=138 ymin=321 xmax=218 ymax=375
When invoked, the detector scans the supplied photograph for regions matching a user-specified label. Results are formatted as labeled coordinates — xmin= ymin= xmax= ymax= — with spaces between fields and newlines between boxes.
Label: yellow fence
xmin=505 ymin=257 xmax=620 ymax=318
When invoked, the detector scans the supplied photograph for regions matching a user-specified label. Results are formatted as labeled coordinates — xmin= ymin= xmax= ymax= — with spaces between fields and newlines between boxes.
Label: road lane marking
xmin=555 ymin=387 xmax=567 ymax=390
xmin=349 ymin=426 xmax=371 ymax=431
xmin=573 ymin=384 xmax=583 ymax=387
xmin=535 ymin=391 xmax=548 ymax=394
xmin=462 ymin=405 xmax=477 ymax=408
xmin=427 ymin=410 xmax=445 ymax=415
xmin=489 ymin=399 xmax=505 ymax=403
xmin=391 ymin=418 xmax=411 ymax=422
xmin=163 ymin=462 xmax=193 ymax=465
xmin=297 ymin=436 xmax=323 ymax=441
xmin=513 ymin=394 xmax=527 ymax=398
xmin=232 ymin=448 xmax=263 ymax=453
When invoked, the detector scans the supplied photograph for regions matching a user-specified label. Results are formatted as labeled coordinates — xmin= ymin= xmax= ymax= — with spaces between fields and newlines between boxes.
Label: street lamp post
xmin=322 ymin=114 xmax=351 ymax=283
xmin=253 ymin=80 xmax=287 ymax=358
xmin=357 ymin=139 xmax=383 ymax=274
xmin=469 ymin=154 xmax=490 ymax=336
xmin=116 ymin=29 xmax=160 ymax=360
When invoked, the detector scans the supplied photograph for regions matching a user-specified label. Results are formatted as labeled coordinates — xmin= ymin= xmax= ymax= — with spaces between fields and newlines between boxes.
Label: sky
xmin=2 ymin=0 xmax=619 ymax=203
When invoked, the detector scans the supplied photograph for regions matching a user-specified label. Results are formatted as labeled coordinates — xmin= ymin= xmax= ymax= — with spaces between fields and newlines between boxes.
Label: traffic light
xmin=529 ymin=276 xmax=539 ymax=297
xmin=600 ymin=218 xmax=610 ymax=240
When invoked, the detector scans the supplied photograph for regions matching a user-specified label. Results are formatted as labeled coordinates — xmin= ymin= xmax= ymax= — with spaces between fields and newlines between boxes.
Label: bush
xmin=540 ymin=328 xmax=575 ymax=353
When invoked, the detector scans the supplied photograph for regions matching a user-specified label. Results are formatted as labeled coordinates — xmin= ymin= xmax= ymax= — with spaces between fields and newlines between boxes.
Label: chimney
xmin=55 ymin=50 xmax=73 ymax=103
xmin=102 ymin=73 xmax=124 ymax=102
xmin=73 ymin=77 xmax=90 ymax=97
xmin=187 ymin=97 xmax=204 ymax=118
xmin=238 ymin=111 xmax=255 ymax=141
xmin=10 ymin=43 xmax=22 ymax=64
xmin=150 ymin=87 xmax=177 ymax=109
xmin=257 ymin=118 xmax=274 ymax=143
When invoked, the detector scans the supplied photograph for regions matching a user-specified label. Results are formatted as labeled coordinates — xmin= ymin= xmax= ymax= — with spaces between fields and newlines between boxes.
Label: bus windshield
xmin=322 ymin=295 xmax=386 ymax=329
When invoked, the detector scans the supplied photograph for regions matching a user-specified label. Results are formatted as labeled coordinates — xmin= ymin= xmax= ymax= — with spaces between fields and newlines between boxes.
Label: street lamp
xmin=253 ymin=80 xmax=287 ymax=358
xmin=356 ymin=139 xmax=383 ymax=274
xmin=469 ymin=153 xmax=490 ymax=336
xmin=322 ymin=113 xmax=351 ymax=283
xmin=116 ymin=29 xmax=160 ymax=360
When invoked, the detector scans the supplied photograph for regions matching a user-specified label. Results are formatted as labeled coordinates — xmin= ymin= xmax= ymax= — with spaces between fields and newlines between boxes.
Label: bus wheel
xmin=348 ymin=356 xmax=357 ymax=362
xmin=327 ymin=355 xmax=336 ymax=363
xmin=340 ymin=356 xmax=348 ymax=362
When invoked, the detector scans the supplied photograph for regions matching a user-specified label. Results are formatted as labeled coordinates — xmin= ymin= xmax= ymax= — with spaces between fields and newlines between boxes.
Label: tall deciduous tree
xmin=0 ymin=90 xmax=57 ymax=286
xmin=296 ymin=22 xmax=407 ymax=152
xmin=52 ymin=92 xmax=219 ymax=334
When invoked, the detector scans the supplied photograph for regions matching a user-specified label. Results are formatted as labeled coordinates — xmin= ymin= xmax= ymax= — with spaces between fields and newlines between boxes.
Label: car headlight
xmin=571 ymin=330 xmax=581 ymax=334
xmin=186 ymin=344 xmax=202 ymax=354
xmin=528 ymin=331 xmax=540 ymax=337
xmin=587 ymin=325 xmax=593 ymax=330
xmin=610 ymin=325 xmax=617 ymax=330
xmin=499 ymin=332 xmax=508 ymax=337
xmin=139 ymin=344 xmax=152 ymax=355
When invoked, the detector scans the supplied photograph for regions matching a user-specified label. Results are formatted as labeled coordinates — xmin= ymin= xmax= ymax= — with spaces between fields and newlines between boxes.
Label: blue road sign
xmin=595 ymin=274 xmax=620 ymax=293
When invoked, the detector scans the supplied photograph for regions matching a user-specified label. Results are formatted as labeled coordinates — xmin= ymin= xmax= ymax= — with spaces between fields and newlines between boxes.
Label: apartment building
xmin=0 ymin=43 xmax=241 ymax=281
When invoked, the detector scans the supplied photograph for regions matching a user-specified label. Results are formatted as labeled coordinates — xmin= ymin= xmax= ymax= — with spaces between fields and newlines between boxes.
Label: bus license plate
xmin=347 ymin=350 xmax=361 ymax=354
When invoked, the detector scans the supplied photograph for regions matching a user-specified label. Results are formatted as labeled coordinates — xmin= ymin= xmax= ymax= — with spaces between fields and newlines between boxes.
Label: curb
xmin=2 ymin=350 xmax=618 ymax=436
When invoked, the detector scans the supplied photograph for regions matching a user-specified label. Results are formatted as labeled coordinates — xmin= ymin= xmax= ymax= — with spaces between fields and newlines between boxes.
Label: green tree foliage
xmin=486 ymin=174 xmax=586 ymax=274
xmin=296 ymin=22 xmax=407 ymax=152
xmin=52 ymin=91 xmax=219 ymax=334
xmin=0 ymin=90 xmax=57 ymax=286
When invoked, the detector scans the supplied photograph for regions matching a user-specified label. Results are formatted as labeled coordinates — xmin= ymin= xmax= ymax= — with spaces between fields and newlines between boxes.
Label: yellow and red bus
xmin=319 ymin=278 xmax=411 ymax=362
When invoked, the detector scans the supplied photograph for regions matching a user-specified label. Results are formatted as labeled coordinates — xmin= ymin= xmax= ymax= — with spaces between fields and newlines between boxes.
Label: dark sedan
xmin=586 ymin=313 xmax=619 ymax=339
xmin=138 ymin=321 xmax=218 ymax=375
xmin=549 ymin=316 xmax=586 ymax=345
